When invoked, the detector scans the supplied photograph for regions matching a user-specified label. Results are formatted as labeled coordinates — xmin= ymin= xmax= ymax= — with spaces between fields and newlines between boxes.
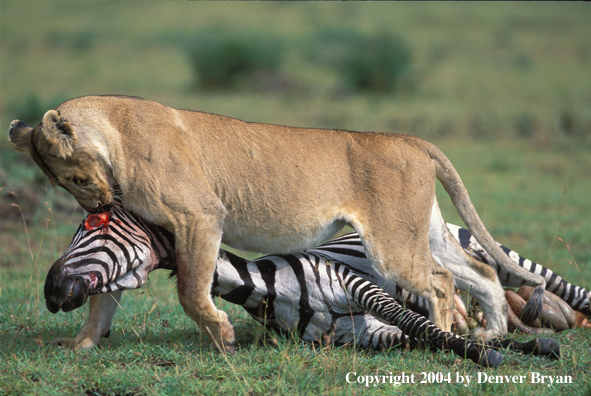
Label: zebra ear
xmin=38 ymin=110 xmax=78 ymax=159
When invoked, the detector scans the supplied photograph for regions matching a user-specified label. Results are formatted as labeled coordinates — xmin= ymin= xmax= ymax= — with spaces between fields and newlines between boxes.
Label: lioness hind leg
xmin=352 ymin=219 xmax=454 ymax=332
xmin=429 ymin=261 xmax=455 ymax=332
xmin=375 ymin=247 xmax=454 ymax=332
xmin=429 ymin=199 xmax=508 ymax=336
xmin=175 ymin=222 xmax=235 ymax=353
xmin=345 ymin=169 xmax=454 ymax=330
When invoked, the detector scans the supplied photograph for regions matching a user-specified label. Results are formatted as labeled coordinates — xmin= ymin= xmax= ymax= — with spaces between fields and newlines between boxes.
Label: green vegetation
xmin=1 ymin=1 xmax=590 ymax=395
xmin=336 ymin=33 xmax=411 ymax=94
xmin=185 ymin=30 xmax=284 ymax=91
xmin=308 ymin=29 xmax=412 ymax=94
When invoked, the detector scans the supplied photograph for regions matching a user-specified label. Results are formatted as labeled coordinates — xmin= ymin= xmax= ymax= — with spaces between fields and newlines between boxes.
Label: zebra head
xmin=44 ymin=205 xmax=176 ymax=313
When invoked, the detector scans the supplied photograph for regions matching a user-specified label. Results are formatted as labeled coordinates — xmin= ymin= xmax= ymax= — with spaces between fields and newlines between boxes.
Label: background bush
xmin=309 ymin=29 xmax=412 ymax=94
xmin=187 ymin=30 xmax=284 ymax=91
xmin=338 ymin=33 xmax=412 ymax=93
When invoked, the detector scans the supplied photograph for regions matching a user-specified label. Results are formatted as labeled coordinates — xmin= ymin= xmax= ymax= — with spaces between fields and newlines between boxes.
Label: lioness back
xmin=55 ymin=96 xmax=437 ymax=254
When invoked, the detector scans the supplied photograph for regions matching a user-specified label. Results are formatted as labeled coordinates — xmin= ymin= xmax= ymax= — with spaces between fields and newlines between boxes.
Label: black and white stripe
xmin=309 ymin=226 xmax=591 ymax=315
xmin=59 ymin=205 xmax=175 ymax=294
xmin=446 ymin=224 xmax=590 ymax=315
xmin=213 ymin=250 xmax=508 ymax=366
xmin=51 ymin=207 xmax=563 ymax=365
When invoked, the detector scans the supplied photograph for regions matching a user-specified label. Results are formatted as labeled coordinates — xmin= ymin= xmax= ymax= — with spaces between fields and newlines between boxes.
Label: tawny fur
xmin=9 ymin=95 xmax=546 ymax=349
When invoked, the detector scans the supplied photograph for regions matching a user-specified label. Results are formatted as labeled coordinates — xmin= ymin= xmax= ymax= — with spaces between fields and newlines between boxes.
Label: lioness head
xmin=9 ymin=110 xmax=115 ymax=211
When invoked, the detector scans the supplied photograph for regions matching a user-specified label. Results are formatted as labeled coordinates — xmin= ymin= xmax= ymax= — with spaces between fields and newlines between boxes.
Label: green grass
xmin=2 ymin=261 xmax=591 ymax=396
xmin=1 ymin=1 xmax=591 ymax=395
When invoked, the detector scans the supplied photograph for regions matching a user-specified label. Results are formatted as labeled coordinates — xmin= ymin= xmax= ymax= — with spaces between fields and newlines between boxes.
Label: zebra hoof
xmin=520 ymin=286 xmax=544 ymax=325
xmin=534 ymin=338 xmax=560 ymax=359
xmin=478 ymin=349 xmax=504 ymax=367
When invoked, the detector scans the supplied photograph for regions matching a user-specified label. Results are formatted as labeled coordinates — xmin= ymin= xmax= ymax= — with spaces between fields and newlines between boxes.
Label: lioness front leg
xmin=174 ymin=216 xmax=235 ymax=353
xmin=52 ymin=291 xmax=122 ymax=349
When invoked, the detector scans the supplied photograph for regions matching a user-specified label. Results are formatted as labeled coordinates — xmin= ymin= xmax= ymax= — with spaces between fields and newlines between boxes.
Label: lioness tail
xmin=426 ymin=142 xmax=545 ymax=325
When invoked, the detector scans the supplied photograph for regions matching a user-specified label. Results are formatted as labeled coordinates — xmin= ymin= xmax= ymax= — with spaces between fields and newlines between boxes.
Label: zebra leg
xmin=342 ymin=268 xmax=503 ymax=367
xmin=52 ymin=291 xmax=122 ymax=349
xmin=483 ymin=338 xmax=560 ymax=359
xmin=326 ymin=312 xmax=411 ymax=350
xmin=358 ymin=315 xmax=422 ymax=351
xmin=450 ymin=223 xmax=591 ymax=316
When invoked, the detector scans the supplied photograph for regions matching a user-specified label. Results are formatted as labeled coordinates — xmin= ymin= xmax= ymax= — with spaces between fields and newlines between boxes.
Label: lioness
xmin=9 ymin=95 xmax=545 ymax=351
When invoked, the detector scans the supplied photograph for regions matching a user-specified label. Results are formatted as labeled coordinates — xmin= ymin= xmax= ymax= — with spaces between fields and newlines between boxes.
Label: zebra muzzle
xmin=61 ymin=277 xmax=91 ymax=312
xmin=44 ymin=259 xmax=92 ymax=313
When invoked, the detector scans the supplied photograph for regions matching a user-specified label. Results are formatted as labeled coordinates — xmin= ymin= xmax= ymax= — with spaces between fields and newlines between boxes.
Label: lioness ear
xmin=39 ymin=110 xmax=78 ymax=159
xmin=8 ymin=120 xmax=34 ymax=154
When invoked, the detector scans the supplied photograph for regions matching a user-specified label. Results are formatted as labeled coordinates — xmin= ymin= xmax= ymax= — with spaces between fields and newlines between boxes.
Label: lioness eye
xmin=72 ymin=177 xmax=85 ymax=186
